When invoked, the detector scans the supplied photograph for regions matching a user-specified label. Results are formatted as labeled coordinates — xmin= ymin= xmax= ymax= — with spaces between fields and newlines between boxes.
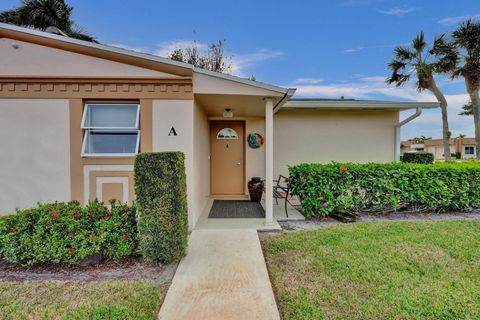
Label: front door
xmin=210 ymin=121 xmax=245 ymax=196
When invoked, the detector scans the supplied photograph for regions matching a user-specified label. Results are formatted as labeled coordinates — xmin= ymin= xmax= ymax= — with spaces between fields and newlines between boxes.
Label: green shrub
xmin=134 ymin=152 xmax=188 ymax=263
xmin=402 ymin=152 xmax=434 ymax=164
xmin=288 ymin=162 xmax=480 ymax=217
xmin=0 ymin=201 xmax=137 ymax=265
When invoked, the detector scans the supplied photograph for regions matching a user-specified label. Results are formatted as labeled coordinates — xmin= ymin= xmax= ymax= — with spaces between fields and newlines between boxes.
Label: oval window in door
xmin=217 ymin=128 xmax=238 ymax=139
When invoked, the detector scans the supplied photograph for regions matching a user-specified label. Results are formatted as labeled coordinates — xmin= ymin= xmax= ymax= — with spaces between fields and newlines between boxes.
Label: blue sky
xmin=1 ymin=0 xmax=479 ymax=139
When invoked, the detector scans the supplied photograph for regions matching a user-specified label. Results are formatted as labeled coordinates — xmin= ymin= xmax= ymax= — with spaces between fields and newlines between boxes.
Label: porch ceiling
xmin=195 ymin=94 xmax=281 ymax=117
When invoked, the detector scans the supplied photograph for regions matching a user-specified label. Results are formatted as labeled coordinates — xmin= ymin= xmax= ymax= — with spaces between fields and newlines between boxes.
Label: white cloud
xmin=154 ymin=40 xmax=208 ymax=57
xmin=437 ymin=14 xmax=480 ymax=26
xmin=379 ymin=7 xmax=416 ymax=16
xmin=293 ymin=78 xmax=324 ymax=84
xmin=155 ymin=41 xmax=284 ymax=76
xmin=343 ymin=47 xmax=364 ymax=53
xmin=401 ymin=94 xmax=471 ymax=139
xmin=229 ymin=49 xmax=284 ymax=77
xmin=107 ymin=40 xmax=283 ymax=77
xmin=290 ymin=75 xmax=429 ymax=100
xmin=342 ymin=42 xmax=408 ymax=54
xmin=288 ymin=75 xmax=472 ymax=139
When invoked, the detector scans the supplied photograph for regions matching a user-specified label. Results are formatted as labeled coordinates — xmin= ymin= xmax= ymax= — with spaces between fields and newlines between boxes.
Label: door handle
xmin=236 ymin=162 xmax=241 ymax=165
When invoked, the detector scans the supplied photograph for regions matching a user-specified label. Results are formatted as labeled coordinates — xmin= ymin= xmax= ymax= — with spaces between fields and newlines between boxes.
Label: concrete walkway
xmin=158 ymin=229 xmax=280 ymax=320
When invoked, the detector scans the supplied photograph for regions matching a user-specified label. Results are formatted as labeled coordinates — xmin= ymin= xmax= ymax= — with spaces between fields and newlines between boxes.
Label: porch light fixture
xmin=223 ymin=108 xmax=233 ymax=118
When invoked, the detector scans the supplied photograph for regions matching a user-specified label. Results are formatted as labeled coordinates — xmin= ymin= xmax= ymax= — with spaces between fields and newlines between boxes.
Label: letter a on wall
xmin=168 ymin=126 xmax=178 ymax=136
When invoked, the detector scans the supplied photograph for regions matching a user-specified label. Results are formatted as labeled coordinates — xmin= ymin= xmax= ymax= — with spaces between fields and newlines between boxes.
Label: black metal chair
xmin=273 ymin=175 xmax=292 ymax=218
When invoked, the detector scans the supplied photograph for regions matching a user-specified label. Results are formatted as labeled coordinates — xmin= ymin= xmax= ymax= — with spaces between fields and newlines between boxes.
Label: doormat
xmin=208 ymin=200 xmax=265 ymax=219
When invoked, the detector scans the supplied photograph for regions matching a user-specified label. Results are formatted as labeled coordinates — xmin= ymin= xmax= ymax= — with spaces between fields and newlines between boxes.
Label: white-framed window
xmin=217 ymin=128 xmax=238 ymax=139
xmin=465 ymin=146 xmax=475 ymax=155
xmin=81 ymin=103 xmax=140 ymax=157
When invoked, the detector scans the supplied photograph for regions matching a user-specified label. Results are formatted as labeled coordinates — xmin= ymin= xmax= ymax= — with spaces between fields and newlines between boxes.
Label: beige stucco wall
xmin=152 ymin=99 xmax=196 ymax=229
xmin=425 ymin=145 xmax=456 ymax=160
xmin=273 ymin=109 xmax=399 ymax=177
xmin=0 ymin=99 xmax=71 ymax=215
xmin=193 ymin=100 xmax=210 ymax=225
xmin=193 ymin=73 xmax=283 ymax=97
xmin=0 ymin=38 xmax=180 ymax=78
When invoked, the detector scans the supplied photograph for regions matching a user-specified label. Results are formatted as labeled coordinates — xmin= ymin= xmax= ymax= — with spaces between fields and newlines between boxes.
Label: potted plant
xmin=247 ymin=177 xmax=264 ymax=202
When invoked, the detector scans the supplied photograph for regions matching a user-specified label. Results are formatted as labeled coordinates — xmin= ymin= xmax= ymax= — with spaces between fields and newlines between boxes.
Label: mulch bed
xmin=0 ymin=257 xmax=178 ymax=285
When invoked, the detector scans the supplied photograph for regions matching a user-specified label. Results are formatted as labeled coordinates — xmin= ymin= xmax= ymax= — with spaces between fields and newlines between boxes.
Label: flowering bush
xmin=0 ymin=200 xmax=137 ymax=265
xmin=289 ymin=162 xmax=480 ymax=217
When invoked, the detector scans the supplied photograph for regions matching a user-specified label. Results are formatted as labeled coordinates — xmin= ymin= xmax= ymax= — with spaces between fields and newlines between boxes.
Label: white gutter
xmin=273 ymin=88 xmax=297 ymax=113
xmin=395 ymin=107 xmax=422 ymax=161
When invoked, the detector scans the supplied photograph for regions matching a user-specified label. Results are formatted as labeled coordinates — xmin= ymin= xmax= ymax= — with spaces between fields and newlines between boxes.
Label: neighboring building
xmin=0 ymin=23 xmax=438 ymax=229
xmin=401 ymin=137 xmax=477 ymax=159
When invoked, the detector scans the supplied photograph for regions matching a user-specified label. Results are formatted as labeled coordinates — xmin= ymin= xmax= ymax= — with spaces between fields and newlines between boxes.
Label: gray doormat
xmin=208 ymin=200 xmax=265 ymax=219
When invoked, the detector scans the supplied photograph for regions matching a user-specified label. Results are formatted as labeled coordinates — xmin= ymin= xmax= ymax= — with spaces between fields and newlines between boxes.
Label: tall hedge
xmin=402 ymin=152 xmax=434 ymax=164
xmin=289 ymin=162 xmax=480 ymax=217
xmin=134 ymin=152 xmax=188 ymax=263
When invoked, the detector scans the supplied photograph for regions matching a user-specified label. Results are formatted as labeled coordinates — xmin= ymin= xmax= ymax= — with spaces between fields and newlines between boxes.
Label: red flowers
xmin=101 ymin=216 xmax=109 ymax=221
xmin=123 ymin=207 xmax=129 ymax=212
xmin=10 ymin=227 xmax=18 ymax=233
xmin=123 ymin=215 xmax=129 ymax=219
xmin=68 ymin=231 xmax=75 ymax=237
xmin=122 ymin=233 xmax=129 ymax=239
xmin=108 ymin=211 xmax=114 ymax=216
xmin=341 ymin=166 xmax=348 ymax=172
xmin=49 ymin=213 xmax=59 ymax=220
xmin=73 ymin=213 xmax=81 ymax=219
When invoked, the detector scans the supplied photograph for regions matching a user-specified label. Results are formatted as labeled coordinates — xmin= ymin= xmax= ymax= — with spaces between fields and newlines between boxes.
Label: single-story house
xmin=0 ymin=23 xmax=439 ymax=229
xmin=401 ymin=137 xmax=477 ymax=159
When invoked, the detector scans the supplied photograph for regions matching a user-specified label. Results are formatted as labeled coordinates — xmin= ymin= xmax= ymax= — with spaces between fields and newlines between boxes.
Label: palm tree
xmin=451 ymin=19 xmax=480 ymax=159
xmin=387 ymin=32 xmax=457 ymax=162
xmin=0 ymin=0 xmax=96 ymax=42
xmin=410 ymin=136 xmax=432 ymax=144
xmin=459 ymin=101 xmax=473 ymax=116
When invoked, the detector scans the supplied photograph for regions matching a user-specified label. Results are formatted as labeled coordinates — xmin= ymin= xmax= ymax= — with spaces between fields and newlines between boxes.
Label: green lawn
xmin=263 ymin=220 xmax=480 ymax=320
xmin=0 ymin=280 xmax=162 ymax=320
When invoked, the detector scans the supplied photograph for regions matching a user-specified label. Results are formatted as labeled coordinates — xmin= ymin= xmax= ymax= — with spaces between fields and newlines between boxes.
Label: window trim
xmin=81 ymin=103 xmax=140 ymax=130
xmin=464 ymin=146 xmax=475 ymax=155
xmin=81 ymin=103 xmax=141 ymax=157
xmin=216 ymin=127 xmax=239 ymax=140
xmin=81 ymin=130 xmax=141 ymax=157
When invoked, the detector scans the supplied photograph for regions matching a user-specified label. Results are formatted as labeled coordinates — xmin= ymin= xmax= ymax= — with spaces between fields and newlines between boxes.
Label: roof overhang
xmin=282 ymin=99 xmax=440 ymax=111
xmin=0 ymin=22 xmax=293 ymax=95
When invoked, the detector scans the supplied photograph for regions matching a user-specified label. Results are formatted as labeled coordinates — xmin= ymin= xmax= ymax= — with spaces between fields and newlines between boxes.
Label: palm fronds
xmin=0 ymin=0 xmax=96 ymax=42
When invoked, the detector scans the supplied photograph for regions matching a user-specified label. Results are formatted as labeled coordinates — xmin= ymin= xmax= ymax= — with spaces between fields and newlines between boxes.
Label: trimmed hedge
xmin=134 ymin=152 xmax=188 ymax=263
xmin=0 ymin=200 xmax=137 ymax=265
xmin=402 ymin=152 xmax=434 ymax=164
xmin=289 ymin=162 xmax=480 ymax=217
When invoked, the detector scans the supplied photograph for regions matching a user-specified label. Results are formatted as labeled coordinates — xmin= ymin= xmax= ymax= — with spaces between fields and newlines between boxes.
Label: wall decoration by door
xmin=247 ymin=132 xmax=264 ymax=149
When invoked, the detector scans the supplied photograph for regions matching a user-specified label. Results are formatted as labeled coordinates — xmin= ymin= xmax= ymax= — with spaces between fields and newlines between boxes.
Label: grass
xmin=263 ymin=220 xmax=480 ymax=320
xmin=0 ymin=280 xmax=162 ymax=320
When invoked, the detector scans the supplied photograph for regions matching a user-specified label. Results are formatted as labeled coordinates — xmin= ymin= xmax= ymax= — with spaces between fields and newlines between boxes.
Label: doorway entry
xmin=210 ymin=120 xmax=245 ymax=197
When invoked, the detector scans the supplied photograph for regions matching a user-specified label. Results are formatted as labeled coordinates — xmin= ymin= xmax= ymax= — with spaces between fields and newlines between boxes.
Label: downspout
xmin=273 ymin=88 xmax=296 ymax=113
xmin=395 ymin=107 xmax=422 ymax=161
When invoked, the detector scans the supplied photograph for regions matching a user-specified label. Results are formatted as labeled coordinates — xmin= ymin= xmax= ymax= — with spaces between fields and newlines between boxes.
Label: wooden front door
xmin=210 ymin=121 xmax=245 ymax=196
